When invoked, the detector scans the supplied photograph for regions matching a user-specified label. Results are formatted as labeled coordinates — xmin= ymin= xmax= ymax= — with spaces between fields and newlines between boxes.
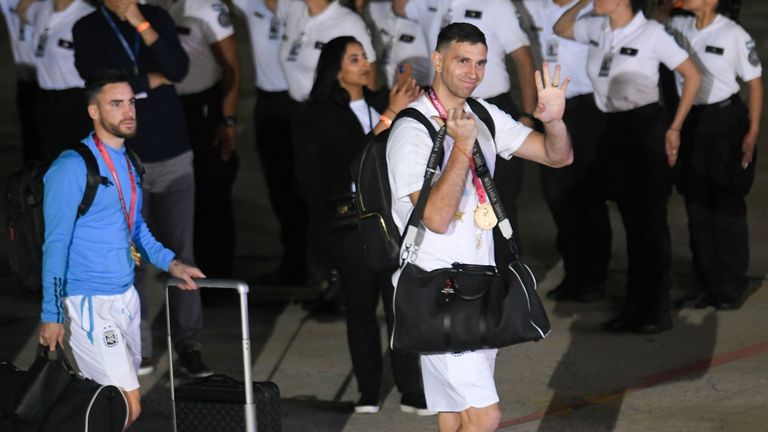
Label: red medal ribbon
xmin=93 ymin=135 xmax=137 ymax=236
xmin=426 ymin=88 xmax=489 ymax=206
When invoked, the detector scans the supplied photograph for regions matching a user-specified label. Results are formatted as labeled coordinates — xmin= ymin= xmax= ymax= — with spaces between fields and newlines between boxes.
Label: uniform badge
xmin=57 ymin=39 xmax=74 ymax=49
xmin=464 ymin=10 xmax=481 ymax=19
xmin=103 ymin=330 xmax=119 ymax=348
xmin=218 ymin=11 xmax=232 ymax=27
xmin=705 ymin=45 xmax=724 ymax=55
xmin=749 ymin=48 xmax=760 ymax=67
xmin=399 ymin=34 xmax=415 ymax=43
xmin=619 ymin=47 xmax=638 ymax=56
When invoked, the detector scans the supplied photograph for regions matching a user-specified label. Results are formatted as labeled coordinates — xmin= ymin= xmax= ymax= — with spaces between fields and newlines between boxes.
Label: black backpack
xmin=352 ymin=98 xmax=495 ymax=272
xmin=6 ymin=143 xmax=144 ymax=293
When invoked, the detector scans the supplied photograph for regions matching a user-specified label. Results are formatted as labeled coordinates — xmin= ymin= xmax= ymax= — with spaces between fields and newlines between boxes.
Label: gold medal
xmin=474 ymin=203 xmax=497 ymax=230
xmin=130 ymin=243 xmax=142 ymax=267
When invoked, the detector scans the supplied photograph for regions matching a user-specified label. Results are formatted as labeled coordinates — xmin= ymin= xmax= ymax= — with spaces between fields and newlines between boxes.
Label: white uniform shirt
xmin=668 ymin=14 xmax=762 ymax=105
xmin=232 ymin=0 xmax=288 ymax=91
xmin=0 ymin=0 xmax=37 ymax=78
xmin=153 ymin=0 xmax=235 ymax=95
xmin=367 ymin=1 xmax=430 ymax=88
xmin=28 ymin=0 xmax=94 ymax=90
xmin=573 ymin=12 xmax=688 ymax=113
xmin=278 ymin=0 xmax=376 ymax=102
xmin=387 ymin=95 xmax=531 ymax=274
xmin=516 ymin=0 xmax=593 ymax=98
xmin=403 ymin=0 xmax=530 ymax=98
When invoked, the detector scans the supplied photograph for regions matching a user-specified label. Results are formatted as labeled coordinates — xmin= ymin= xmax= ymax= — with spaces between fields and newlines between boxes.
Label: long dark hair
xmin=308 ymin=36 xmax=360 ymax=105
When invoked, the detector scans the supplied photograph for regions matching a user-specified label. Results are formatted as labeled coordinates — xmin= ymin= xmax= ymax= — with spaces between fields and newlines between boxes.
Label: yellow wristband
xmin=379 ymin=114 xmax=392 ymax=127
xmin=136 ymin=21 xmax=151 ymax=33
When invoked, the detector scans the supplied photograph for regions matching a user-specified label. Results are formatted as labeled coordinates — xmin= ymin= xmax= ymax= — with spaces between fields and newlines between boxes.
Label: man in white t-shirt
xmin=386 ymin=22 xmax=572 ymax=431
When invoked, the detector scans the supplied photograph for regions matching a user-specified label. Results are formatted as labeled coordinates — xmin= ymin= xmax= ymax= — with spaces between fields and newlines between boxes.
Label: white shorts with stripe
xmin=421 ymin=348 xmax=499 ymax=412
xmin=64 ymin=286 xmax=141 ymax=392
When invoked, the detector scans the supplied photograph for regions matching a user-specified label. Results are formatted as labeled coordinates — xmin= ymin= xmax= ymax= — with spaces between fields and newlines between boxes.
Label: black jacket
xmin=73 ymin=5 xmax=190 ymax=162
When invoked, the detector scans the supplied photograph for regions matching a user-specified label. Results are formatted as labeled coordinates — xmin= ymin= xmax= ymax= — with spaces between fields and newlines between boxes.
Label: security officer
xmin=365 ymin=0 xmax=431 ymax=88
xmin=517 ymin=0 xmax=611 ymax=303
xmin=21 ymin=0 xmax=94 ymax=162
xmin=555 ymin=0 xmax=701 ymax=334
xmin=233 ymin=0 xmax=308 ymax=284
xmin=393 ymin=0 xmax=539 ymax=266
xmin=664 ymin=0 xmax=762 ymax=310
xmin=1 ymin=0 xmax=40 ymax=161
xmin=151 ymin=0 xmax=241 ymax=281
xmin=274 ymin=0 xmax=377 ymax=287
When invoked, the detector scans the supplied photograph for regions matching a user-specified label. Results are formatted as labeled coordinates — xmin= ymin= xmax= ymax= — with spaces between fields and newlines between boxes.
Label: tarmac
xmin=1 ymin=3 xmax=767 ymax=431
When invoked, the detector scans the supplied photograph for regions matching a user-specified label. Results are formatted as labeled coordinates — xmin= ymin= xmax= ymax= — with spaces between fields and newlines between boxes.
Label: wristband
xmin=379 ymin=114 xmax=392 ymax=127
xmin=135 ymin=21 xmax=151 ymax=33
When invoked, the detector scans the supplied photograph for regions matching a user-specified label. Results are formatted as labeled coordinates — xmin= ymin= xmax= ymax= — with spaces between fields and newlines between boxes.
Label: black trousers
xmin=599 ymin=103 xmax=673 ymax=321
xmin=485 ymin=92 xmax=524 ymax=265
xmin=255 ymin=91 xmax=308 ymax=273
xmin=181 ymin=84 xmax=238 ymax=277
xmin=540 ymin=94 xmax=611 ymax=293
xmin=36 ymin=87 xmax=91 ymax=164
xmin=677 ymin=95 xmax=752 ymax=302
xmin=329 ymin=226 xmax=422 ymax=398
xmin=17 ymin=79 xmax=41 ymax=162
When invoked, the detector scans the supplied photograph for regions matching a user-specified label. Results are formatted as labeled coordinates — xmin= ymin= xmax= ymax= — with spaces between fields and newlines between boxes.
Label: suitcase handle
xmin=165 ymin=277 xmax=257 ymax=432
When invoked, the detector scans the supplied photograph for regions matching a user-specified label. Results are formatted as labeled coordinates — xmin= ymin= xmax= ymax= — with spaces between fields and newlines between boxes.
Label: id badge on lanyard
xmin=268 ymin=15 xmax=280 ymax=40
xmin=287 ymin=33 xmax=304 ymax=62
xmin=35 ymin=28 xmax=49 ymax=57
xmin=545 ymin=38 xmax=559 ymax=63
xmin=598 ymin=52 xmax=614 ymax=77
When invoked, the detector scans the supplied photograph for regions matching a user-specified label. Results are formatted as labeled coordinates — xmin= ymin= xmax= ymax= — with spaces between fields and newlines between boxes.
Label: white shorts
xmin=64 ymin=287 xmax=141 ymax=392
xmin=421 ymin=349 xmax=499 ymax=412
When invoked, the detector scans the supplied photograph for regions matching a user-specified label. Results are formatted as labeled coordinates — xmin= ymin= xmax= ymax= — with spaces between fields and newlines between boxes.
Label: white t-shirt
xmin=667 ymin=14 xmax=762 ymax=105
xmin=232 ymin=0 xmax=289 ymax=91
xmin=387 ymin=95 xmax=531 ymax=274
xmin=573 ymin=12 xmax=689 ymax=113
xmin=153 ymin=0 xmax=235 ymax=95
xmin=349 ymin=98 xmax=379 ymax=134
xmin=366 ymin=1 xmax=431 ymax=88
xmin=0 ymin=0 xmax=36 ymax=78
xmin=404 ymin=0 xmax=530 ymax=98
xmin=516 ymin=0 xmax=593 ymax=98
xmin=29 ymin=0 xmax=94 ymax=90
xmin=278 ymin=0 xmax=376 ymax=102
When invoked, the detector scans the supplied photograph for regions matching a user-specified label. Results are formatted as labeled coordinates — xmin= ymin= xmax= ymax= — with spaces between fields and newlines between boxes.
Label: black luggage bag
xmin=166 ymin=278 xmax=282 ymax=432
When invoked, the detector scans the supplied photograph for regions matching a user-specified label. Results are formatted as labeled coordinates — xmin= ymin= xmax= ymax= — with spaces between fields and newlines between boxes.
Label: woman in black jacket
xmin=305 ymin=36 xmax=427 ymax=414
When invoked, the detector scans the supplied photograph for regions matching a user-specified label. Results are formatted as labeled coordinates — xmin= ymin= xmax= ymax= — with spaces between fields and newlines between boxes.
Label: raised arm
xmin=554 ymin=0 xmax=591 ymax=40
xmin=512 ymin=62 xmax=573 ymax=167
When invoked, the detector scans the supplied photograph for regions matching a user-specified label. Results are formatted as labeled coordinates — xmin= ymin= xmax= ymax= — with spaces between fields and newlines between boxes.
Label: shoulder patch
xmin=218 ymin=11 xmax=232 ymax=27
xmin=748 ymin=48 xmax=760 ymax=67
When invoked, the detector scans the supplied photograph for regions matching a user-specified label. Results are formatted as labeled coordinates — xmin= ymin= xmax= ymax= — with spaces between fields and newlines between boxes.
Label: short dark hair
xmin=629 ymin=0 xmax=645 ymax=13
xmin=84 ymin=70 xmax=131 ymax=103
xmin=435 ymin=22 xmax=487 ymax=52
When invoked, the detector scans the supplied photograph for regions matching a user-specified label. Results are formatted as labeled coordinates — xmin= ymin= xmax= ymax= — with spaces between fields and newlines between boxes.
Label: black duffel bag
xmin=392 ymin=260 xmax=550 ymax=353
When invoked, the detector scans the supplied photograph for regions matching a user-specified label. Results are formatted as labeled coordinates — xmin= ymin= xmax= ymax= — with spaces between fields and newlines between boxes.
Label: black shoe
xmin=354 ymin=395 xmax=380 ymax=414
xmin=603 ymin=309 xmax=638 ymax=333
xmin=713 ymin=300 xmax=741 ymax=311
xmin=400 ymin=392 xmax=436 ymax=416
xmin=546 ymin=279 xmax=576 ymax=301
xmin=633 ymin=316 xmax=673 ymax=335
xmin=675 ymin=293 xmax=712 ymax=310
xmin=177 ymin=346 xmax=213 ymax=378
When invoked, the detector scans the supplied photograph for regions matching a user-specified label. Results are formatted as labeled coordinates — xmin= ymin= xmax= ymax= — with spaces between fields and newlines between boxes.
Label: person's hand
xmin=39 ymin=323 xmax=65 ymax=351
xmin=533 ymin=62 xmax=570 ymax=124
xmin=386 ymin=77 xmax=422 ymax=116
xmin=433 ymin=108 xmax=477 ymax=155
xmin=215 ymin=125 xmax=236 ymax=161
xmin=741 ymin=129 xmax=758 ymax=169
xmin=665 ymin=128 xmax=680 ymax=167
xmin=168 ymin=259 xmax=206 ymax=290
xmin=148 ymin=72 xmax=171 ymax=89
xmin=122 ymin=0 xmax=145 ymax=25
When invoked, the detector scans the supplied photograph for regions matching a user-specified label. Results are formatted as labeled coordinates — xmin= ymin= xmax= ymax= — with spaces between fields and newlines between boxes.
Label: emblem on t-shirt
xmin=705 ymin=45 xmax=724 ymax=55
xmin=619 ymin=47 xmax=638 ymax=56
xmin=464 ymin=10 xmax=481 ymax=19
xmin=57 ymin=39 xmax=74 ymax=49
xmin=218 ymin=11 xmax=232 ymax=27
xmin=314 ymin=41 xmax=325 ymax=50
xmin=399 ymin=34 xmax=415 ymax=43
xmin=103 ymin=330 xmax=119 ymax=348
xmin=747 ymin=40 xmax=760 ymax=66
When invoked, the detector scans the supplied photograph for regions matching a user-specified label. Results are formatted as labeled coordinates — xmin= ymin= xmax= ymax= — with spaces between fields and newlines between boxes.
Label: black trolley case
xmin=165 ymin=278 xmax=282 ymax=432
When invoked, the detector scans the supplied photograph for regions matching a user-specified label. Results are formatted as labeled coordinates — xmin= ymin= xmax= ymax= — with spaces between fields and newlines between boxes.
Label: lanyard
xmin=100 ymin=6 xmax=141 ymax=75
xmin=93 ymin=135 xmax=137 ymax=235
xmin=426 ymin=88 xmax=490 ymax=207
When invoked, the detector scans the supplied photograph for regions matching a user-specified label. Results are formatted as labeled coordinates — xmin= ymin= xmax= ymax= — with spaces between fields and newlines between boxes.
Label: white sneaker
xmin=354 ymin=396 xmax=380 ymax=414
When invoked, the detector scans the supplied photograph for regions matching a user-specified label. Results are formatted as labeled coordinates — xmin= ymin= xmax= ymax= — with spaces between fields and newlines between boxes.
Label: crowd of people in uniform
xmin=0 ymin=0 xmax=762 ymax=429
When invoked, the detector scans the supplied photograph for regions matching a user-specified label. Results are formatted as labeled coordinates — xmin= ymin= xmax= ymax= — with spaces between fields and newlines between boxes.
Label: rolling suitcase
xmin=166 ymin=278 xmax=282 ymax=432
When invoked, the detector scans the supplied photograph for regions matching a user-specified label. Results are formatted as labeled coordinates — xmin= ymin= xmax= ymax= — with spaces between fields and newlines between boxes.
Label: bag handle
xmin=36 ymin=343 xmax=77 ymax=375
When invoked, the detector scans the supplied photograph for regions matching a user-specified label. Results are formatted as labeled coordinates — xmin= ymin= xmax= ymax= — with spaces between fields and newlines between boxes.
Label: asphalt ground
xmin=1 ymin=3 xmax=767 ymax=431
